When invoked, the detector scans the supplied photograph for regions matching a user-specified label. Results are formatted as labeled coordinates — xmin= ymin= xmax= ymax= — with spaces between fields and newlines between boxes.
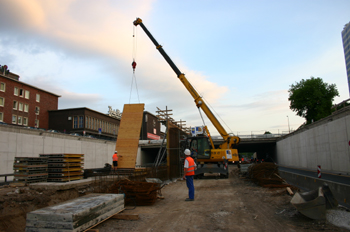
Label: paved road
xmin=278 ymin=166 xmax=350 ymax=186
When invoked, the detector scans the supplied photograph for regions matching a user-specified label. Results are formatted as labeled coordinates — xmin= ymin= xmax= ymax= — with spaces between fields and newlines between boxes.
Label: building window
xmin=25 ymin=90 xmax=30 ymax=99
xmin=0 ymin=112 xmax=3 ymax=122
xmin=86 ymin=116 xmax=88 ymax=128
xmin=73 ymin=116 xmax=78 ymax=128
xmin=23 ymin=117 xmax=28 ymax=126
xmin=19 ymin=89 xmax=24 ymax=97
xmin=0 ymin=97 xmax=4 ymax=107
xmin=36 ymin=94 xmax=40 ymax=102
xmin=18 ymin=116 xmax=22 ymax=125
xmin=0 ymin=82 xmax=5 ymax=92
xmin=18 ymin=102 xmax=23 ymax=111
xmin=35 ymin=119 xmax=39 ymax=128
xmin=12 ymin=115 xmax=17 ymax=124
xmin=24 ymin=104 xmax=29 ymax=112
xmin=13 ymin=101 xmax=18 ymax=110
xmin=79 ymin=116 xmax=84 ymax=128
xmin=35 ymin=106 xmax=40 ymax=115
xmin=14 ymin=87 xmax=18 ymax=96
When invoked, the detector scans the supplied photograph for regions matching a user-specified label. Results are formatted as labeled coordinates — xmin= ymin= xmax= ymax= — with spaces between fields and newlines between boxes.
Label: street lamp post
xmin=287 ymin=115 xmax=290 ymax=133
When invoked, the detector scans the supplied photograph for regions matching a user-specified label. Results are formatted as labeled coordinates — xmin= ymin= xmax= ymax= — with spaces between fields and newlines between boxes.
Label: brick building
xmin=48 ymin=107 xmax=120 ymax=140
xmin=140 ymin=111 xmax=161 ymax=140
xmin=0 ymin=65 xmax=60 ymax=129
xmin=48 ymin=109 xmax=162 ymax=141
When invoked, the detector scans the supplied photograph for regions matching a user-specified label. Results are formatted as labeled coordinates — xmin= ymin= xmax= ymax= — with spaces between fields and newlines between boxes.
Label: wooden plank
xmin=111 ymin=214 xmax=139 ymax=220
xmin=83 ymin=208 xmax=125 ymax=232
xmin=115 ymin=104 xmax=144 ymax=169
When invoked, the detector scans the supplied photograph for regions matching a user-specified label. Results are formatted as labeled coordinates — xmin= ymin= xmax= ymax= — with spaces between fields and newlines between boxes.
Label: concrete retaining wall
xmin=0 ymin=125 xmax=118 ymax=177
xmin=276 ymin=114 xmax=350 ymax=175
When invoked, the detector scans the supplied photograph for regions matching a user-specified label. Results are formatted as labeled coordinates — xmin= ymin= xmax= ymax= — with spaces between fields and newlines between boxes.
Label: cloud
xmin=1 ymin=0 xmax=346 ymax=136
xmin=58 ymin=91 xmax=103 ymax=109
xmin=0 ymin=0 xmax=46 ymax=32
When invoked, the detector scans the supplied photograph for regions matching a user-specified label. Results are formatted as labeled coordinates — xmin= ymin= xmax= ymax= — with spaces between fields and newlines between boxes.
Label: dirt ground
xmin=0 ymin=166 xmax=349 ymax=232
xmin=95 ymin=166 xmax=349 ymax=232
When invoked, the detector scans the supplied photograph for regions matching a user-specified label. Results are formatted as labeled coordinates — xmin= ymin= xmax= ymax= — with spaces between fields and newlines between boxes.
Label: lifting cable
xmin=198 ymin=107 xmax=207 ymax=129
xmin=129 ymin=25 xmax=140 ymax=103
xmin=203 ymin=96 xmax=234 ymax=135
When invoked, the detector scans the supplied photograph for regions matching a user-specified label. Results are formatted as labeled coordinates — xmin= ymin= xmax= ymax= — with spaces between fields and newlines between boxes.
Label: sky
xmin=1 ymin=0 xmax=350 ymax=136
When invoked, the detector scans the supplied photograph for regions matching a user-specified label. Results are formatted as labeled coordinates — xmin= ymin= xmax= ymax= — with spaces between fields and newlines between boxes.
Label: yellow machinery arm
xmin=134 ymin=18 xmax=240 ymax=149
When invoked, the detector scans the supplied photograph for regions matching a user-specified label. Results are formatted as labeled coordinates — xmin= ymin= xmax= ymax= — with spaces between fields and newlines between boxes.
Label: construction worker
xmin=112 ymin=151 xmax=118 ymax=170
xmin=183 ymin=149 xmax=197 ymax=201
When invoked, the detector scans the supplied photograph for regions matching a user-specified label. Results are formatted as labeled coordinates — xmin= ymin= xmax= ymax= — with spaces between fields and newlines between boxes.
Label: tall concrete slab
xmin=115 ymin=104 xmax=144 ymax=169
xmin=25 ymin=193 xmax=124 ymax=232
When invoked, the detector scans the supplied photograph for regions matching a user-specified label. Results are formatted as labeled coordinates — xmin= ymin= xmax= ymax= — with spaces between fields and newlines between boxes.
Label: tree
xmin=288 ymin=77 xmax=339 ymax=124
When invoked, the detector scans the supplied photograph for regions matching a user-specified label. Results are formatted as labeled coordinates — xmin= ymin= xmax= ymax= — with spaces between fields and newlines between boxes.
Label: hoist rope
xmin=198 ymin=108 xmax=206 ymax=128
xmin=129 ymin=25 xmax=140 ymax=103
xmin=192 ymin=79 xmax=234 ymax=136
xmin=202 ymin=96 xmax=234 ymax=135
xmin=129 ymin=73 xmax=140 ymax=103
xmin=132 ymin=26 xmax=137 ymax=60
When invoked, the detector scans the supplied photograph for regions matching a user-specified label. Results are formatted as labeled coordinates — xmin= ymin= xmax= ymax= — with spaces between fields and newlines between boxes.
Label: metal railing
xmin=0 ymin=173 xmax=14 ymax=184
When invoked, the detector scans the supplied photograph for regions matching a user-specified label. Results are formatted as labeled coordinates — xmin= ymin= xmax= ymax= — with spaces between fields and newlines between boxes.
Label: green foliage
xmin=264 ymin=131 xmax=271 ymax=134
xmin=288 ymin=77 xmax=339 ymax=124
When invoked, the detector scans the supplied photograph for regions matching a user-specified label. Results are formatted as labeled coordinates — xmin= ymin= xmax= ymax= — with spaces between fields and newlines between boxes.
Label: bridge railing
xmin=211 ymin=132 xmax=291 ymax=140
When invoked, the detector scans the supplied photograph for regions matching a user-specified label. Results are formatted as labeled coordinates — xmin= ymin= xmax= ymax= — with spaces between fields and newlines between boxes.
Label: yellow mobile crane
xmin=134 ymin=18 xmax=240 ymax=178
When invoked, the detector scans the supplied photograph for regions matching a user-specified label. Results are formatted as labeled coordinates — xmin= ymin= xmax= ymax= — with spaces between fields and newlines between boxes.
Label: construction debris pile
xmin=109 ymin=179 xmax=161 ymax=206
xmin=248 ymin=162 xmax=291 ymax=188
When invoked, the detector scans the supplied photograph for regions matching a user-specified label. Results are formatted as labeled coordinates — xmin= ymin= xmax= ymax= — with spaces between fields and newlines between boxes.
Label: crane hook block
xmin=132 ymin=60 xmax=137 ymax=72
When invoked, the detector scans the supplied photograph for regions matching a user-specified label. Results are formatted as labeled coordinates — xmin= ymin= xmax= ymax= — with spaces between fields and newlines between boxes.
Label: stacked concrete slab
xmin=25 ymin=193 xmax=124 ymax=232
xmin=39 ymin=153 xmax=84 ymax=182
xmin=14 ymin=157 xmax=48 ymax=183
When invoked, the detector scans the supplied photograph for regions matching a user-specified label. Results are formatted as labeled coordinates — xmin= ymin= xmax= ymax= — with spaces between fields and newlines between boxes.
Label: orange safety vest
xmin=113 ymin=153 xmax=118 ymax=161
xmin=185 ymin=157 xmax=195 ymax=176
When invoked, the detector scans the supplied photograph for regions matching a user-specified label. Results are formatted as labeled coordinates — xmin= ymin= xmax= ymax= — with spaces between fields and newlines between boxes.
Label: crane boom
xmin=134 ymin=18 xmax=240 ymax=148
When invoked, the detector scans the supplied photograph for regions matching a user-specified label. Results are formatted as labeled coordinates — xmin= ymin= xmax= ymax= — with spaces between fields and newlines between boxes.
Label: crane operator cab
xmin=186 ymin=135 xmax=211 ymax=160
xmin=185 ymin=134 xmax=236 ymax=179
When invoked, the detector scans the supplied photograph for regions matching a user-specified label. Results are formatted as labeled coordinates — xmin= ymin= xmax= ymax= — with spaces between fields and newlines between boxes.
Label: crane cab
xmin=186 ymin=135 xmax=211 ymax=160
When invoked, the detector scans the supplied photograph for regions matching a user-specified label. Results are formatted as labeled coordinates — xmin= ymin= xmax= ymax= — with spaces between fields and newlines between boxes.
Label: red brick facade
xmin=0 ymin=70 xmax=60 ymax=129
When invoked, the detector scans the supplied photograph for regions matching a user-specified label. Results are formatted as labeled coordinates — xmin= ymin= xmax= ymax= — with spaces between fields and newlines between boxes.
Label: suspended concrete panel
xmin=115 ymin=104 xmax=144 ymax=169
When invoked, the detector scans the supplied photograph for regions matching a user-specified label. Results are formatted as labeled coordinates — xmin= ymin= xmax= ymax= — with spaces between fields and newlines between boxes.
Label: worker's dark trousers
xmin=186 ymin=175 xmax=195 ymax=199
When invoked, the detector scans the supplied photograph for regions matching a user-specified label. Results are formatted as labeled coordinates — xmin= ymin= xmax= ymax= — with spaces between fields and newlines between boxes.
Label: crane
xmin=134 ymin=18 xmax=240 ymax=178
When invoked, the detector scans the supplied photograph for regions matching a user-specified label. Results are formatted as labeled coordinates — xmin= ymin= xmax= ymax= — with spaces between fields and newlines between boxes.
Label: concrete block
xmin=29 ymin=179 xmax=95 ymax=191
xmin=25 ymin=193 xmax=124 ymax=232
xmin=279 ymin=170 xmax=350 ymax=209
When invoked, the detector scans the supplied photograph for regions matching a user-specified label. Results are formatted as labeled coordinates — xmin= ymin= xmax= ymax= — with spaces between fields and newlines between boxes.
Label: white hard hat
xmin=184 ymin=149 xmax=191 ymax=156
xmin=115 ymin=151 xmax=117 ymax=153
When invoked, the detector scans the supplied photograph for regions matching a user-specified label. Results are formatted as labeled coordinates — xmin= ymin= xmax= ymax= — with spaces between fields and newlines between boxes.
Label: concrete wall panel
xmin=277 ymin=115 xmax=350 ymax=175
xmin=0 ymin=126 xmax=119 ymax=178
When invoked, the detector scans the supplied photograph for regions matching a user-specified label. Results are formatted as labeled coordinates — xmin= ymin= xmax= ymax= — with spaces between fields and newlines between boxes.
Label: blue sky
xmin=1 ymin=0 xmax=349 ymax=136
